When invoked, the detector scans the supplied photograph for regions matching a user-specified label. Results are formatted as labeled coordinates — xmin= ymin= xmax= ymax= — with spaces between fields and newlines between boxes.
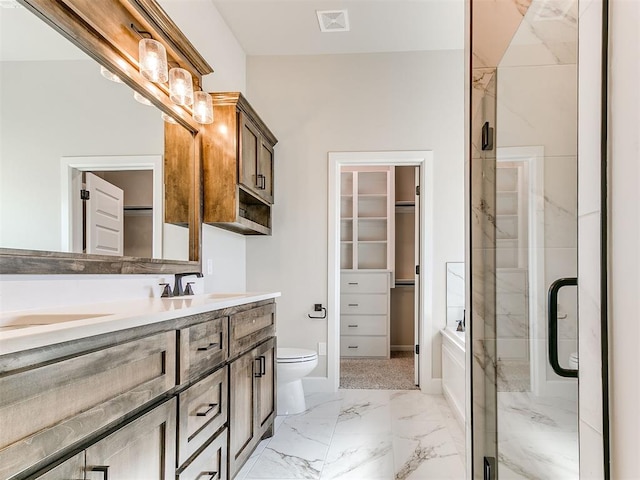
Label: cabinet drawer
xmin=0 ymin=331 xmax=176 ymax=480
xmin=340 ymin=294 xmax=388 ymax=315
xmin=340 ymin=315 xmax=387 ymax=336
xmin=229 ymin=303 xmax=275 ymax=358
xmin=178 ymin=366 xmax=228 ymax=466
xmin=340 ymin=336 xmax=388 ymax=357
xmin=180 ymin=315 xmax=228 ymax=383
xmin=341 ymin=273 xmax=389 ymax=293
xmin=177 ymin=427 xmax=228 ymax=480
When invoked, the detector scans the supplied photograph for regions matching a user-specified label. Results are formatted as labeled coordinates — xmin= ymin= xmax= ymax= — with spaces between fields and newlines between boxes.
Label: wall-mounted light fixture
xmin=193 ymin=90 xmax=214 ymax=124
xmin=100 ymin=65 xmax=123 ymax=83
xmin=133 ymin=90 xmax=153 ymax=106
xmin=138 ymin=38 xmax=168 ymax=83
xmin=168 ymin=67 xmax=194 ymax=106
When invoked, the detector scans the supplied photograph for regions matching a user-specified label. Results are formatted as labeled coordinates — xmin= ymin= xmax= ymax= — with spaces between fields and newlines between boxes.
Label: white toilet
xmin=276 ymin=347 xmax=318 ymax=415
xmin=569 ymin=352 xmax=579 ymax=370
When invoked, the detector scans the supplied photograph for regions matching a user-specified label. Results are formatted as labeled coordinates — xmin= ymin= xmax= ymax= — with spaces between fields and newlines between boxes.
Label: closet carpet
xmin=340 ymin=351 xmax=418 ymax=390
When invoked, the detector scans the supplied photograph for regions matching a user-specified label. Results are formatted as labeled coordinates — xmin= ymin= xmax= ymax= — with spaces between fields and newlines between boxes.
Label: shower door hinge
xmin=415 ymin=344 xmax=419 ymax=355
xmin=80 ymin=189 xmax=90 ymax=201
xmin=484 ymin=456 xmax=496 ymax=480
xmin=415 ymin=185 xmax=420 ymax=196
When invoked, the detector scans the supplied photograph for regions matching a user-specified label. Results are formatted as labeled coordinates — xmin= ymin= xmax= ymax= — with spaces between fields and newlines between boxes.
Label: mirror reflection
xmin=0 ymin=5 xmax=190 ymax=261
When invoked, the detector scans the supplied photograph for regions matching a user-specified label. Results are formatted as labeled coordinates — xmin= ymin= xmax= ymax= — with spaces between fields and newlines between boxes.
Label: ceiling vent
xmin=316 ymin=10 xmax=350 ymax=33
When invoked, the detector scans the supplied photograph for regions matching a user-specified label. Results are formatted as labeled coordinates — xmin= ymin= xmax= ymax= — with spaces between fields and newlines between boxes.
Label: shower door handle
xmin=547 ymin=277 xmax=578 ymax=378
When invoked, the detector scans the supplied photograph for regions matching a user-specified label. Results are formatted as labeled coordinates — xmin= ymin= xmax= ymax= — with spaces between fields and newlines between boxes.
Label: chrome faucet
xmin=173 ymin=272 xmax=203 ymax=296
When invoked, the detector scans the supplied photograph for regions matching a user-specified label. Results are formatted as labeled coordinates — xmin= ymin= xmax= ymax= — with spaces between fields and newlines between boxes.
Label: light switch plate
xmin=318 ymin=342 xmax=327 ymax=355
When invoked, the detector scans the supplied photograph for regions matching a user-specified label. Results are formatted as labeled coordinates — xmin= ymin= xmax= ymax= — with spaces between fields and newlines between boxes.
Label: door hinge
xmin=415 ymin=344 xmax=420 ymax=354
xmin=415 ymin=265 xmax=420 ymax=275
xmin=415 ymin=185 xmax=420 ymax=196
xmin=80 ymin=189 xmax=90 ymax=201
xmin=484 ymin=456 xmax=496 ymax=480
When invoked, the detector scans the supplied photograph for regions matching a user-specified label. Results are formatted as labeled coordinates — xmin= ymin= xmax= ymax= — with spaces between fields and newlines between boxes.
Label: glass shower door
xmin=470 ymin=0 xmax=580 ymax=478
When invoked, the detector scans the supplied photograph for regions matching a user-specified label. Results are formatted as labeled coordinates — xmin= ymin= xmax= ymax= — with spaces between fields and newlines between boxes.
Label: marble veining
xmin=236 ymin=389 xmax=465 ymax=480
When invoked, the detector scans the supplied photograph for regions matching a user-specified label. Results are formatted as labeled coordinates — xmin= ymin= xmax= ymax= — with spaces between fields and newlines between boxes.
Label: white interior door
xmin=85 ymin=172 xmax=124 ymax=256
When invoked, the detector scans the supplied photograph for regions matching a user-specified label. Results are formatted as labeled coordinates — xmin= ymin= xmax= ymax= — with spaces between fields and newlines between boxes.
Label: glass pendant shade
xmin=193 ymin=91 xmax=214 ymax=124
xmin=100 ymin=65 xmax=123 ymax=83
xmin=133 ymin=91 xmax=153 ymax=106
xmin=169 ymin=68 xmax=194 ymax=106
xmin=139 ymin=39 xmax=168 ymax=83
xmin=161 ymin=112 xmax=178 ymax=124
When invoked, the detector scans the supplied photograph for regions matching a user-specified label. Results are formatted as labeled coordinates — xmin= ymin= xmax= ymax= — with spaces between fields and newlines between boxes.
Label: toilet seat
xmin=277 ymin=347 xmax=318 ymax=363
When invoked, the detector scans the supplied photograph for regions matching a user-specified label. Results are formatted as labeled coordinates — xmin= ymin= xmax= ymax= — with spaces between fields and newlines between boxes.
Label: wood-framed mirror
xmin=0 ymin=0 xmax=211 ymax=274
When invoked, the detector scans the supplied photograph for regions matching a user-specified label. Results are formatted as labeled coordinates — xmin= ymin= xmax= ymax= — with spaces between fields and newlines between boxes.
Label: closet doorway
xmin=328 ymin=151 xmax=434 ymax=393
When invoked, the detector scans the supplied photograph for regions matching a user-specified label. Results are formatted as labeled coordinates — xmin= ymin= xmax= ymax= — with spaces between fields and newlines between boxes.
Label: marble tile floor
xmin=236 ymin=389 xmax=466 ymax=480
xmin=497 ymin=391 xmax=579 ymax=480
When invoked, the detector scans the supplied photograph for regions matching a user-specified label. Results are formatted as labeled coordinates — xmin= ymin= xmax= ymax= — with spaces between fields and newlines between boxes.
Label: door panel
xmin=85 ymin=172 xmax=124 ymax=256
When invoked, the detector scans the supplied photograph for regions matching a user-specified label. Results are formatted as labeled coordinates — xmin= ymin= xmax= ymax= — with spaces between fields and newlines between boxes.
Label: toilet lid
xmin=277 ymin=347 xmax=318 ymax=363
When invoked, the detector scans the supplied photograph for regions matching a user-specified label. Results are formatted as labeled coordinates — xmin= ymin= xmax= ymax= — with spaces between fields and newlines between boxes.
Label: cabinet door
xmin=34 ymin=452 xmax=85 ymax=480
xmin=228 ymin=351 xmax=257 ymax=477
xmin=239 ymin=113 xmax=260 ymax=196
xmin=258 ymin=139 xmax=274 ymax=204
xmin=256 ymin=338 xmax=276 ymax=431
xmin=85 ymin=399 xmax=176 ymax=480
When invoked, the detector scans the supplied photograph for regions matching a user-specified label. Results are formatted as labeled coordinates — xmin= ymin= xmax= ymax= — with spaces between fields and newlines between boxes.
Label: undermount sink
xmin=0 ymin=313 xmax=112 ymax=330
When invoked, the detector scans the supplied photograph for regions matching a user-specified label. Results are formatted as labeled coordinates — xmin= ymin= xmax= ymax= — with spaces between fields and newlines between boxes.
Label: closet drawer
xmin=340 ymin=294 xmax=387 ymax=315
xmin=180 ymin=315 xmax=228 ymax=383
xmin=177 ymin=427 xmax=228 ymax=480
xmin=341 ymin=273 xmax=389 ymax=293
xmin=229 ymin=302 xmax=276 ymax=358
xmin=0 ymin=331 xmax=176 ymax=480
xmin=340 ymin=316 xmax=387 ymax=336
xmin=340 ymin=336 xmax=388 ymax=357
xmin=177 ymin=366 xmax=228 ymax=466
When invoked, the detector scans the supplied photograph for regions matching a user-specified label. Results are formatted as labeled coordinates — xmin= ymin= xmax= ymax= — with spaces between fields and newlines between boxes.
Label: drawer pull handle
xmin=197 ymin=342 xmax=219 ymax=352
xmin=196 ymin=403 xmax=218 ymax=417
xmin=348 ymin=346 xmax=359 ymax=349
xmin=348 ymin=282 xmax=359 ymax=285
xmin=348 ymin=324 xmax=358 ymax=327
xmin=199 ymin=472 xmax=217 ymax=480
xmin=348 ymin=303 xmax=359 ymax=307
xmin=91 ymin=466 xmax=109 ymax=480
xmin=254 ymin=356 xmax=266 ymax=377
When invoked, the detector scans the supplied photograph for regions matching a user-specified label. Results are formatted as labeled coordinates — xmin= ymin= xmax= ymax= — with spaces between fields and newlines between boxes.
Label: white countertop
xmin=0 ymin=292 xmax=281 ymax=356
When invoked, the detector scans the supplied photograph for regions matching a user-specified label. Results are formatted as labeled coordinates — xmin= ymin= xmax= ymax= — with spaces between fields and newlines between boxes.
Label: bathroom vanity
xmin=0 ymin=293 xmax=279 ymax=480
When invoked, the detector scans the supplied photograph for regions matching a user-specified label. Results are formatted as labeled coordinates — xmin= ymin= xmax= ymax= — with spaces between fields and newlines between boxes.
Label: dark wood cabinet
xmin=228 ymin=337 xmax=276 ymax=479
xmin=85 ymin=399 xmax=176 ymax=480
xmin=2 ymin=299 xmax=277 ymax=480
xmin=201 ymin=92 xmax=277 ymax=235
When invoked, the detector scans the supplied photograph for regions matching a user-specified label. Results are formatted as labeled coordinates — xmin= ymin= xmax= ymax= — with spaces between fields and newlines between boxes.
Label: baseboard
xmin=420 ymin=378 xmax=442 ymax=394
xmin=302 ymin=376 xmax=335 ymax=393
xmin=443 ymin=383 xmax=465 ymax=429
xmin=391 ymin=345 xmax=414 ymax=352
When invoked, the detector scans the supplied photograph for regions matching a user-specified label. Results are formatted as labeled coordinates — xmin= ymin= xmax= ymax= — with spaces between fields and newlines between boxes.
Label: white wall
xmin=244 ymin=51 xmax=465 ymax=384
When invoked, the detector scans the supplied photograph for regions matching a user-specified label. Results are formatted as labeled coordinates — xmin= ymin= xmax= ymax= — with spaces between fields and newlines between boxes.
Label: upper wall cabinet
xmin=202 ymin=93 xmax=278 ymax=235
